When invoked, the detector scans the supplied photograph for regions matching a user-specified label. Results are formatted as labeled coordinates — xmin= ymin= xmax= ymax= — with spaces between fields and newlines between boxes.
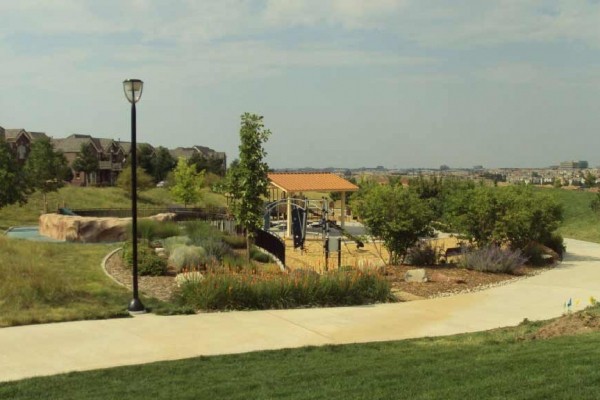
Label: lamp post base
xmin=128 ymin=298 xmax=146 ymax=314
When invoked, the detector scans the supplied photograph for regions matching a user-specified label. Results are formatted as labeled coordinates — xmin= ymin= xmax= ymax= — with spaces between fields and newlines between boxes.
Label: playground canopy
xmin=268 ymin=172 xmax=359 ymax=237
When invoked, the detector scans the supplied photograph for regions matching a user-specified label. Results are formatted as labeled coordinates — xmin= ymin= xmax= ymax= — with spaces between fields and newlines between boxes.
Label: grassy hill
xmin=0 ymin=186 xmax=227 ymax=231
xmin=536 ymin=187 xmax=600 ymax=243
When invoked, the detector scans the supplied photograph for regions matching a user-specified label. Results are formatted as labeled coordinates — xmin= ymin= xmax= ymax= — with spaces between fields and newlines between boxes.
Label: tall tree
xmin=137 ymin=143 xmax=155 ymax=178
xmin=170 ymin=157 xmax=204 ymax=207
xmin=230 ymin=113 xmax=271 ymax=261
xmin=0 ymin=138 xmax=30 ymax=208
xmin=24 ymin=137 xmax=69 ymax=212
xmin=188 ymin=152 xmax=226 ymax=176
xmin=152 ymin=146 xmax=176 ymax=183
xmin=71 ymin=143 xmax=99 ymax=186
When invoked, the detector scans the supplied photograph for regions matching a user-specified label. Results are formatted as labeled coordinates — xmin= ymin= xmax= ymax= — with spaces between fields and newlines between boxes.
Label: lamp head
xmin=123 ymin=79 xmax=143 ymax=104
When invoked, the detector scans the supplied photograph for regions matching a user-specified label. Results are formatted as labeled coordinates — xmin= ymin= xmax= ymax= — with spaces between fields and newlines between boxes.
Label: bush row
xmin=174 ymin=270 xmax=392 ymax=310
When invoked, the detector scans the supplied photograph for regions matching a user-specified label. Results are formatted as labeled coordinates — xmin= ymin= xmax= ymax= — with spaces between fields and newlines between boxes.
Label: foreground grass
xmin=0 ymin=237 xmax=132 ymax=326
xmin=0 ymin=186 xmax=226 ymax=230
xmin=1 ymin=315 xmax=599 ymax=399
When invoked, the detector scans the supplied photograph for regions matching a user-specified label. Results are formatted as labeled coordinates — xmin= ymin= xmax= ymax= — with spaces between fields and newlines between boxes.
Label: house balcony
xmin=99 ymin=161 xmax=123 ymax=171
xmin=99 ymin=161 xmax=112 ymax=170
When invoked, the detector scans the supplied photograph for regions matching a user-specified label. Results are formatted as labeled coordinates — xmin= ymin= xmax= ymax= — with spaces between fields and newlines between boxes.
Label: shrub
xmin=222 ymin=254 xmax=246 ymax=271
xmin=250 ymin=246 xmax=273 ymax=263
xmin=184 ymin=221 xmax=221 ymax=244
xmin=459 ymin=245 xmax=527 ymax=274
xmin=222 ymin=234 xmax=247 ymax=249
xmin=121 ymin=242 xmax=167 ymax=276
xmin=197 ymin=238 xmax=233 ymax=261
xmin=522 ymin=243 xmax=547 ymax=267
xmin=542 ymin=233 xmax=566 ymax=259
xmin=163 ymin=236 xmax=191 ymax=253
xmin=168 ymin=245 xmax=207 ymax=272
xmin=129 ymin=219 xmax=181 ymax=242
xmin=406 ymin=241 xmax=441 ymax=266
xmin=174 ymin=270 xmax=392 ymax=311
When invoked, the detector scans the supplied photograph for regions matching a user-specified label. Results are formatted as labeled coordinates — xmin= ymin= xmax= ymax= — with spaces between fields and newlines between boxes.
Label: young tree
xmin=71 ymin=143 xmax=99 ymax=186
xmin=0 ymin=138 xmax=30 ymax=208
xmin=170 ymin=157 xmax=204 ymax=207
xmin=24 ymin=137 xmax=69 ymax=212
xmin=116 ymin=166 xmax=154 ymax=198
xmin=230 ymin=113 xmax=271 ymax=261
xmin=353 ymin=184 xmax=434 ymax=265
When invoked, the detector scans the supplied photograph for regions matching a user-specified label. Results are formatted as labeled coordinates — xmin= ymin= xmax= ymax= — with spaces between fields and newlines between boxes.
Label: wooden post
xmin=340 ymin=191 xmax=346 ymax=230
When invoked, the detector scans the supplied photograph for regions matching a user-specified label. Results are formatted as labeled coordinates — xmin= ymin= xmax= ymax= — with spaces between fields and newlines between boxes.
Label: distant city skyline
xmin=1 ymin=1 xmax=600 ymax=170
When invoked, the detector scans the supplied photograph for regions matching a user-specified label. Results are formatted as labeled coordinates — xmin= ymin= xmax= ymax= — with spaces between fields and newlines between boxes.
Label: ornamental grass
xmin=174 ymin=269 xmax=392 ymax=311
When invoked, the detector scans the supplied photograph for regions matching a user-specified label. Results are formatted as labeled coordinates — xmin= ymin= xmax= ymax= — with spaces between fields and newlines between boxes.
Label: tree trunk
xmin=246 ymin=231 xmax=251 ymax=264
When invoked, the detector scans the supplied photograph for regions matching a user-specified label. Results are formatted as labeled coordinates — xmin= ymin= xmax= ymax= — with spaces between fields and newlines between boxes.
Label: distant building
xmin=170 ymin=146 xmax=227 ymax=175
xmin=560 ymin=161 xmax=588 ymax=170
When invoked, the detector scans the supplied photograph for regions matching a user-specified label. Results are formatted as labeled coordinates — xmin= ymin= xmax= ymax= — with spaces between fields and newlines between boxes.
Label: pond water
xmin=4 ymin=226 xmax=65 ymax=242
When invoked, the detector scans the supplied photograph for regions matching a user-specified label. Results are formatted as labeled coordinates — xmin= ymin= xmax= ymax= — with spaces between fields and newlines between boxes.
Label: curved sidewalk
xmin=2 ymin=238 xmax=600 ymax=383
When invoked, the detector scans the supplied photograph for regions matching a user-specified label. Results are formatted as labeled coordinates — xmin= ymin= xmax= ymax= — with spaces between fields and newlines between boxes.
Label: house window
xmin=17 ymin=144 xmax=27 ymax=159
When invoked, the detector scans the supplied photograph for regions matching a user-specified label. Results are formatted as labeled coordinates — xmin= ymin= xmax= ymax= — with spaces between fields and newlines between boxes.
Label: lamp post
xmin=123 ymin=79 xmax=145 ymax=313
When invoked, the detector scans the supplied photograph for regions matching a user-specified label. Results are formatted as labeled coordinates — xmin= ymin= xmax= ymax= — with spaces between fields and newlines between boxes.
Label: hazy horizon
xmin=1 ymin=1 xmax=599 ymax=170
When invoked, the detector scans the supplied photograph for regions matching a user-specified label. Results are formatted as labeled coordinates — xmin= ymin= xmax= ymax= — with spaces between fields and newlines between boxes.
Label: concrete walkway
xmin=1 ymin=238 xmax=600 ymax=383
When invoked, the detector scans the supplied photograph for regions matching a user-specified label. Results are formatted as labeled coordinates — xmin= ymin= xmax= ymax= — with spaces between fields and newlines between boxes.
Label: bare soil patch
xmin=531 ymin=311 xmax=600 ymax=340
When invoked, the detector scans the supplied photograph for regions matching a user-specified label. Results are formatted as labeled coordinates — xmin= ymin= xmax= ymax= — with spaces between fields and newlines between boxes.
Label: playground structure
xmin=259 ymin=172 xmax=362 ymax=270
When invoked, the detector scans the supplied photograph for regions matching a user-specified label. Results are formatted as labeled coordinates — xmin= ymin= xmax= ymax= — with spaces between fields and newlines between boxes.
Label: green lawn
xmin=0 ymin=237 xmax=142 ymax=327
xmin=0 ymin=186 xmax=227 ymax=231
xmin=527 ymin=187 xmax=600 ymax=243
xmin=1 ymin=314 xmax=599 ymax=399
xmin=543 ymin=188 xmax=600 ymax=243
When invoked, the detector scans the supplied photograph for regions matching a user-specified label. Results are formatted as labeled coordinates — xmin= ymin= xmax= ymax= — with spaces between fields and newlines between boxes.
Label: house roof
xmin=4 ymin=129 xmax=25 ymax=140
xmin=268 ymin=172 xmax=359 ymax=193
xmin=3 ymin=129 xmax=48 ymax=142
xmin=53 ymin=134 xmax=101 ymax=153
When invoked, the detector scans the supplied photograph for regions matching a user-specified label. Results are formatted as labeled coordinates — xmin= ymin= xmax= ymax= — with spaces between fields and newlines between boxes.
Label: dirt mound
xmin=531 ymin=311 xmax=600 ymax=340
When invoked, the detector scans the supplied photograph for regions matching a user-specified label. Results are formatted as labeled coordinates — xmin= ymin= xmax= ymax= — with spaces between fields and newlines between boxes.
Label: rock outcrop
xmin=39 ymin=213 xmax=176 ymax=243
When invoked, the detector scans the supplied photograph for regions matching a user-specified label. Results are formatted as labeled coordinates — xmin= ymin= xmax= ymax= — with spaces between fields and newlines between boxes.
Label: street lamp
xmin=123 ymin=79 xmax=145 ymax=313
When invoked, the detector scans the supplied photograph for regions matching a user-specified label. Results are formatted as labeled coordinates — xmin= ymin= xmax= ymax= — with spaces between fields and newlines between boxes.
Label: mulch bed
xmin=104 ymin=250 xmax=177 ymax=302
xmin=386 ymin=264 xmax=547 ymax=300
xmin=104 ymin=249 xmax=551 ymax=303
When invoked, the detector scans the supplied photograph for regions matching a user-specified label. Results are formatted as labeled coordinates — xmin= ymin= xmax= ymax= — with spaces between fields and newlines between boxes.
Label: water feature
xmin=4 ymin=226 xmax=65 ymax=242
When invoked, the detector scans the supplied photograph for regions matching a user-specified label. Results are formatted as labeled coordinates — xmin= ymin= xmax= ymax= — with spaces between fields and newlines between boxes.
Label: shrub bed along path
xmin=104 ymin=243 xmax=549 ymax=304
xmin=104 ymin=250 xmax=176 ymax=302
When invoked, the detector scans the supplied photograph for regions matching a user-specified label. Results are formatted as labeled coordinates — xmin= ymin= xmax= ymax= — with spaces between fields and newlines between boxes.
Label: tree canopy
xmin=71 ymin=143 xmax=99 ymax=186
xmin=0 ymin=139 xmax=30 ymax=208
xmin=444 ymin=185 xmax=563 ymax=250
xmin=24 ymin=138 xmax=70 ymax=212
xmin=353 ymin=184 xmax=434 ymax=265
xmin=170 ymin=157 xmax=204 ymax=207
xmin=116 ymin=166 xmax=154 ymax=198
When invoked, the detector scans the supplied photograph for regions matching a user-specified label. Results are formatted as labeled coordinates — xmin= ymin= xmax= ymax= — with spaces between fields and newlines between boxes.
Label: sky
xmin=1 ymin=0 xmax=600 ymax=169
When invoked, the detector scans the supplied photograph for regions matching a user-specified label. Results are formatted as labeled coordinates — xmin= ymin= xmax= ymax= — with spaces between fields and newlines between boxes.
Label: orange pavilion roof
xmin=268 ymin=172 xmax=358 ymax=193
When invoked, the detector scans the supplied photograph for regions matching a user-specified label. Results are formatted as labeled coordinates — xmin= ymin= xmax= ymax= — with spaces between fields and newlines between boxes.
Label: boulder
xmin=39 ymin=213 xmax=176 ymax=243
xmin=404 ymin=268 xmax=428 ymax=283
